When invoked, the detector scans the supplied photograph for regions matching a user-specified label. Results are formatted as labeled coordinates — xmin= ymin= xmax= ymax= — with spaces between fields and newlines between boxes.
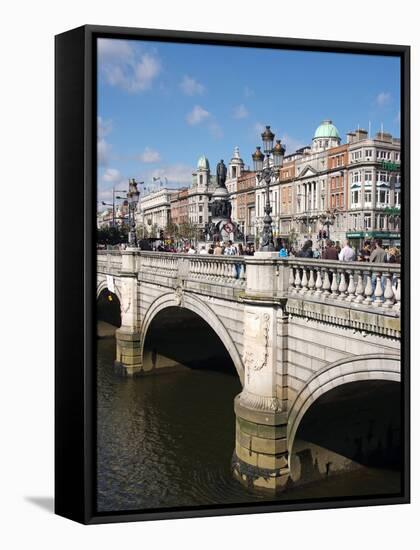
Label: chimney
xmin=354 ymin=129 xmax=368 ymax=141
xmin=347 ymin=132 xmax=356 ymax=144
xmin=375 ymin=131 xmax=392 ymax=143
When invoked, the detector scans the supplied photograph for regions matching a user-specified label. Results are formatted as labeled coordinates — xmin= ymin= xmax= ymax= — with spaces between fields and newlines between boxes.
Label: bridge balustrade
xmin=97 ymin=249 xmax=123 ymax=274
xmin=288 ymin=258 xmax=401 ymax=311
xmin=97 ymin=250 xmax=401 ymax=315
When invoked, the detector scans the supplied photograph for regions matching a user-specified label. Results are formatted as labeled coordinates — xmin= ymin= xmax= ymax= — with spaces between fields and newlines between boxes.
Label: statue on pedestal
xmin=216 ymin=160 xmax=227 ymax=188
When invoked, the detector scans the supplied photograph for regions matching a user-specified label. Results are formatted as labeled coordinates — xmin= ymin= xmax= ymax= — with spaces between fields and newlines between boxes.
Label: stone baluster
xmin=239 ymin=263 xmax=246 ymax=284
xmin=294 ymin=266 xmax=301 ymax=293
xmin=314 ymin=268 xmax=323 ymax=296
xmin=205 ymin=260 xmax=211 ymax=279
xmin=383 ymin=272 xmax=395 ymax=308
xmin=372 ymin=272 xmax=384 ymax=307
xmin=308 ymin=268 xmax=315 ymax=294
xmin=231 ymin=261 xmax=237 ymax=282
xmin=213 ymin=261 xmax=219 ymax=281
xmin=225 ymin=262 xmax=232 ymax=281
xmin=299 ymin=268 xmax=309 ymax=294
xmin=288 ymin=266 xmax=295 ymax=292
xmin=338 ymin=270 xmax=348 ymax=300
xmin=393 ymin=277 xmax=401 ymax=311
xmin=330 ymin=271 xmax=339 ymax=297
xmin=346 ymin=271 xmax=356 ymax=302
xmin=322 ymin=269 xmax=331 ymax=296
xmin=363 ymin=272 xmax=373 ymax=305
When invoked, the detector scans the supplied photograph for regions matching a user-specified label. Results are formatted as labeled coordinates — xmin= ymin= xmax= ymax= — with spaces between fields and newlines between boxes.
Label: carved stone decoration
xmin=174 ymin=285 xmax=184 ymax=307
xmin=242 ymin=312 xmax=270 ymax=383
xmin=239 ymin=390 xmax=280 ymax=412
xmin=123 ymin=296 xmax=131 ymax=314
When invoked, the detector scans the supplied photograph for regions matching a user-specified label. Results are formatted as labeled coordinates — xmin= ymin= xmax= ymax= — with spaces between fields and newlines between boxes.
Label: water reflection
xmin=97 ymin=336 xmax=401 ymax=512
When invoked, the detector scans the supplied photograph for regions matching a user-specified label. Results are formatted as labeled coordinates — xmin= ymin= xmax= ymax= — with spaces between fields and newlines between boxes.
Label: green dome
xmin=313 ymin=120 xmax=340 ymax=139
xmin=197 ymin=155 xmax=210 ymax=170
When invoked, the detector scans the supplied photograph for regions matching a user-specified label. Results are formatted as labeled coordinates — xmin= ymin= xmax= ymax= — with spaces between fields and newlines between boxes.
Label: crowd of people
xmin=104 ymin=238 xmax=400 ymax=264
xmin=278 ymin=238 xmax=401 ymax=264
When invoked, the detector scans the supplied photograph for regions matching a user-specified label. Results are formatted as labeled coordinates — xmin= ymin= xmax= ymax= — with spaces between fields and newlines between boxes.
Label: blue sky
xmin=97 ymin=38 xmax=401 ymax=205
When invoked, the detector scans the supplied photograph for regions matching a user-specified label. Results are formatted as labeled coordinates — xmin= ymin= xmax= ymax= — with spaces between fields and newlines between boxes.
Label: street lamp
xmin=101 ymin=186 xmax=127 ymax=227
xmin=252 ymin=126 xmax=285 ymax=251
xmin=127 ymin=178 xmax=142 ymax=247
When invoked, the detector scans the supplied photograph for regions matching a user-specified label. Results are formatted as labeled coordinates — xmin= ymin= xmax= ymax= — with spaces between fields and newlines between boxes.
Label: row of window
xmin=330 ymin=153 xmax=346 ymax=168
xmin=350 ymin=188 xmax=401 ymax=207
xmin=351 ymin=170 xmax=400 ymax=184
xmin=351 ymin=149 xmax=400 ymax=162
xmin=349 ymin=213 xmax=400 ymax=231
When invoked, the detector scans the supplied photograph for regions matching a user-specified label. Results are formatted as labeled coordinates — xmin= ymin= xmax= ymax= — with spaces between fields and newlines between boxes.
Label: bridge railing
xmin=97 ymin=249 xmax=123 ymax=273
xmin=287 ymin=258 xmax=401 ymax=311
xmin=97 ymin=250 xmax=401 ymax=314
xmin=137 ymin=251 xmax=246 ymax=287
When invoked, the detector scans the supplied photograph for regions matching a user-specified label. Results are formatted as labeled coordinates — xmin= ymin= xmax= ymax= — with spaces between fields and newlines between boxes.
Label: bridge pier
xmin=232 ymin=254 xmax=291 ymax=492
xmin=233 ymin=397 xmax=289 ymax=492
xmin=115 ymin=250 xmax=142 ymax=376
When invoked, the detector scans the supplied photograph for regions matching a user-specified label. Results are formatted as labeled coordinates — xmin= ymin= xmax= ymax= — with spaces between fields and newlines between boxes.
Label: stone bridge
xmin=97 ymin=249 xmax=401 ymax=493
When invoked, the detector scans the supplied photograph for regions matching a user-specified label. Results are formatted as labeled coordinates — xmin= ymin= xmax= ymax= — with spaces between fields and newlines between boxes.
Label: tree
xmin=165 ymin=220 xmax=179 ymax=240
xmin=97 ymin=224 xmax=128 ymax=246
xmin=178 ymin=221 xmax=197 ymax=241
xmin=288 ymin=227 xmax=298 ymax=247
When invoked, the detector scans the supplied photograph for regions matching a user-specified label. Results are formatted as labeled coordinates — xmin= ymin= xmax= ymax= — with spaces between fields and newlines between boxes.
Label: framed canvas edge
xmin=55 ymin=24 xmax=411 ymax=526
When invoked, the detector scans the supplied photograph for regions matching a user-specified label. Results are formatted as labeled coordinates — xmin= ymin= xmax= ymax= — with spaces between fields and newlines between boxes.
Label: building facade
xmin=130 ymin=121 xmax=400 ymax=250
xmin=188 ymin=155 xmax=216 ymax=229
xmin=170 ymin=187 xmax=189 ymax=226
xmin=235 ymin=170 xmax=256 ymax=241
xmin=346 ymin=129 xmax=401 ymax=248
xmin=136 ymin=187 xmax=177 ymax=237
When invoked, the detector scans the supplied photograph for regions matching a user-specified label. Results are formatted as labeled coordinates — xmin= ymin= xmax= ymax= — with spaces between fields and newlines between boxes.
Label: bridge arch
xmin=287 ymin=354 xmax=401 ymax=458
xmin=140 ymin=291 xmax=244 ymax=384
xmin=96 ymin=277 xmax=122 ymax=303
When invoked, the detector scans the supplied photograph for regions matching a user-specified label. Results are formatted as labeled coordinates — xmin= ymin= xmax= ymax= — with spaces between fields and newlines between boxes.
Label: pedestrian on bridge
xmin=338 ymin=240 xmax=356 ymax=261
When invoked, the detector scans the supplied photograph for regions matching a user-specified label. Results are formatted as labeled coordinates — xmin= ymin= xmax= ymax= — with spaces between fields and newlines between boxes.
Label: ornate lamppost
xmin=127 ymin=178 xmax=141 ymax=247
xmin=252 ymin=126 xmax=285 ymax=251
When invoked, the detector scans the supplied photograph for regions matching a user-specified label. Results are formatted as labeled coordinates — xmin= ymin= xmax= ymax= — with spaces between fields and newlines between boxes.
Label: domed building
xmin=187 ymin=155 xmax=215 ymax=231
xmin=312 ymin=120 xmax=341 ymax=152
xmin=197 ymin=155 xmax=210 ymax=172
xmin=196 ymin=155 xmax=210 ymax=188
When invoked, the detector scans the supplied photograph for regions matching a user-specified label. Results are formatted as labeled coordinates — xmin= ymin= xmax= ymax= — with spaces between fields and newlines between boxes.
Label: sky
xmin=97 ymin=38 xmax=401 ymax=208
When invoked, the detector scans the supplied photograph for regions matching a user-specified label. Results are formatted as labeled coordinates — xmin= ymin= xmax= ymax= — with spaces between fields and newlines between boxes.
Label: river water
xmin=97 ymin=334 xmax=401 ymax=513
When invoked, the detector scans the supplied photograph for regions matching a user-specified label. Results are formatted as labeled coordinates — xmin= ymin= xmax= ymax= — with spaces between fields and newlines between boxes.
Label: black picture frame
xmin=55 ymin=24 xmax=410 ymax=525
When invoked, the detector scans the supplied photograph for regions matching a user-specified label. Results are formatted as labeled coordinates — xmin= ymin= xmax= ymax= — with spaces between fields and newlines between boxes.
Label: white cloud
xmin=97 ymin=116 xmax=113 ymax=166
xmin=180 ymin=75 xmax=205 ymax=96
xmin=244 ymin=86 xmax=254 ymax=98
xmin=279 ymin=133 xmax=305 ymax=155
xmin=395 ymin=111 xmax=401 ymax=124
xmin=98 ymin=116 xmax=112 ymax=138
xmin=98 ymin=138 xmax=111 ymax=166
xmin=103 ymin=168 xmax=122 ymax=183
xmin=233 ymin=104 xmax=249 ymax=119
xmin=98 ymin=39 xmax=161 ymax=93
xmin=149 ymin=163 xmax=194 ymax=186
xmin=186 ymin=105 xmax=210 ymax=125
xmin=376 ymin=91 xmax=391 ymax=107
xmin=98 ymin=39 xmax=133 ymax=62
xmin=138 ymin=147 xmax=161 ymax=163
